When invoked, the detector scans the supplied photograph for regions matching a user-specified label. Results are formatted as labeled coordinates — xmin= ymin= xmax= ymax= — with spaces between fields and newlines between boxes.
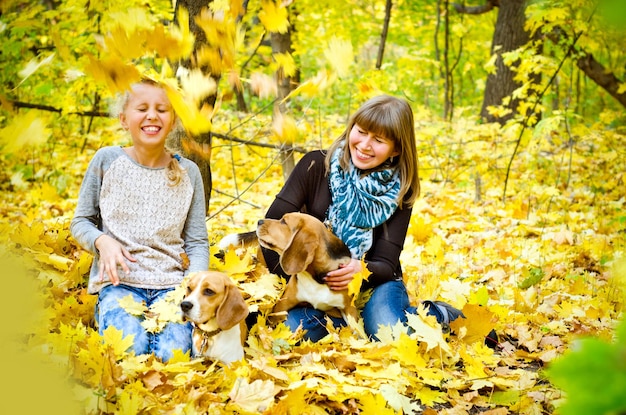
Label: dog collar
xmin=194 ymin=324 xmax=222 ymax=355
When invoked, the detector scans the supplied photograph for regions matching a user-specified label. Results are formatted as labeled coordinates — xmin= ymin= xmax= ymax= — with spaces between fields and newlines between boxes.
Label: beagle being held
xmin=256 ymin=212 xmax=359 ymax=322
xmin=180 ymin=271 xmax=249 ymax=364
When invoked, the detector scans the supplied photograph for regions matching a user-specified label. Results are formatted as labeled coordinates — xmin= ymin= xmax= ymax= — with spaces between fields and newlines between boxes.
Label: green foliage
xmin=546 ymin=317 xmax=626 ymax=415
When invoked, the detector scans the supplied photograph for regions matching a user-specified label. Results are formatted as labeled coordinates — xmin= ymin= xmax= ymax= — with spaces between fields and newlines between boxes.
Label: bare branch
xmin=9 ymin=100 xmax=109 ymax=117
xmin=452 ymin=0 xmax=498 ymax=15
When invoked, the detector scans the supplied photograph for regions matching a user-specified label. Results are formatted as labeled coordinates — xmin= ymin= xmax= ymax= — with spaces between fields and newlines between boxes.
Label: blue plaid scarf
xmin=326 ymin=143 xmax=401 ymax=258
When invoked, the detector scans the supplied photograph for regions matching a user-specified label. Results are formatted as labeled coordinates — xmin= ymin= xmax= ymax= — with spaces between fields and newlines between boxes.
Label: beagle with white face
xmin=256 ymin=212 xmax=358 ymax=322
xmin=180 ymin=271 xmax=249 ymax=364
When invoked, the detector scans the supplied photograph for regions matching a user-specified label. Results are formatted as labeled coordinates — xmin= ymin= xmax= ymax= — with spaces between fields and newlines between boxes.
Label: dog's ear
xmin=281 ymin=226 xmax=318 ymax=274
xmin=216 ymin=282 xmax=249 ymax=330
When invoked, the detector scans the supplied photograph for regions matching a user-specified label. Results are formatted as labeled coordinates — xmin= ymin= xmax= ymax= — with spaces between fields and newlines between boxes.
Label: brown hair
xmin=325 ymin=95 xmax=420 ymax=208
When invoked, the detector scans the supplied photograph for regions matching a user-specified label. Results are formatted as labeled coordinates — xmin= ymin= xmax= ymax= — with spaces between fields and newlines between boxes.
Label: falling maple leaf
xmin=16 ymin=53 xmax=55 ymax=88
xmin=272 ymin=111 xmax=299 ymax=145
xmin=163 ymin=83 xmax=212 ymax=135
xmin=324 ymin=37 xmax=353 ymax=78
xmin=177 ymin=67 xmax=218 ymax=106
xmin=282 ymin=69 xmax=335 ymax=102
xmin=273 ymin=52 xmax=297 ymax=77
xmin=0 ymin=111 xmax=50 ymax=154
xmin=258 ymin=0 xmax=290 ymax=34
xmin=84 ymin=54 xmax=141 ymax=93
xmin=249 ymin=72 xmax=278 ymax=98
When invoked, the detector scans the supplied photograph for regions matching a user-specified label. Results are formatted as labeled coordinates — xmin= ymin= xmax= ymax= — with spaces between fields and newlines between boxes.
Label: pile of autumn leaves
xmin=2 ymin=118 xmax=625 ymax=414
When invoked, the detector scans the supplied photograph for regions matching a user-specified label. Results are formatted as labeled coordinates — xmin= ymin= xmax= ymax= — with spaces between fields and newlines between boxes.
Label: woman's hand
xmin=95 ymin=235 xmax=136 ymax=285
xmin=323 ymin=258 xmax=362 ymax=291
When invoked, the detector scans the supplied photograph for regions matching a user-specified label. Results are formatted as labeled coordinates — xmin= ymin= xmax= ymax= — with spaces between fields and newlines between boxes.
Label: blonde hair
xmin=325 ymin=95 xmax=420 ymax=208
xmin=114 ymin=77 xmax=184 ymax=186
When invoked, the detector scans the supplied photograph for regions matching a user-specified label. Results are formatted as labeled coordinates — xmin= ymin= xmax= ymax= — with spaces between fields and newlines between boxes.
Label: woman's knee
xmin=153 ymin=321 xmax=192 ymax=362
xmin=97 ymin=286 xmax=149 ymax=354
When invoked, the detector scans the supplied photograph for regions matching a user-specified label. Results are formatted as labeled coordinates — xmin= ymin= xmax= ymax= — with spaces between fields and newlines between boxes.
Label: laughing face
xmin=347 ymin=123 xmax=399 ymax=171
xmin=119 ymin=83 xmax=176 ymax=150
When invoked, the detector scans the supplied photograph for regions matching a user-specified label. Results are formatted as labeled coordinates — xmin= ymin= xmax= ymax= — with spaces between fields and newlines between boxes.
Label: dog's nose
xmin=180 ymin=301 xmax=193 ymax=313
xmin=257 ymin=219 xmax=265 ymax=226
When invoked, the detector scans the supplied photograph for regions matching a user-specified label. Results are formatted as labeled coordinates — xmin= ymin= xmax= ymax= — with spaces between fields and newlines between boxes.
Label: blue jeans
xmin=96 ymin=284 xmax=192 ymax=362
xmin=285 ymin=280 xmax=418 ymax=342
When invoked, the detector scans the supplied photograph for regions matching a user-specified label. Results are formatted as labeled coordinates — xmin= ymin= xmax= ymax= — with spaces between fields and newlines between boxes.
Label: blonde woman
xmin=71 ymin=79 xmax=209 ymax=361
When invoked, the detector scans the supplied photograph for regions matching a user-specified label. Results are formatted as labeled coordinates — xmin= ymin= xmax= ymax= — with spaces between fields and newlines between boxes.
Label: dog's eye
xmin=203 ymin=288 xmax=215 ymax=296
xmin=186 ymin=286 xmax=192 ymax=293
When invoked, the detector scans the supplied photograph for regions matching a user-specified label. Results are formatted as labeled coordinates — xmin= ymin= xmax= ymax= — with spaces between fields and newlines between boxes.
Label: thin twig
xmin=502 ymin=26 xmax=587 ymax=203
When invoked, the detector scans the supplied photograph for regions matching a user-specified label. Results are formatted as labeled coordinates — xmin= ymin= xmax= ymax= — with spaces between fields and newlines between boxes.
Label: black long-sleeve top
xmin=262 ymin=150 xmax=413 ymax=289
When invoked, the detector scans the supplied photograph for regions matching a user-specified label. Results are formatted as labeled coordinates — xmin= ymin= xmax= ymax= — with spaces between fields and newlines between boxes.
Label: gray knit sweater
xmin=71 ymin=146 xmax=209 ymax=294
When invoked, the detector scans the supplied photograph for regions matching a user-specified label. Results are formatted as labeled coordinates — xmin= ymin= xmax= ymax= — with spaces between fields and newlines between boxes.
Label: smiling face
xmin=347 ymin=123 xmax=399 ymax=170
xmin=119 ymin=82 xmax=176 ymax=150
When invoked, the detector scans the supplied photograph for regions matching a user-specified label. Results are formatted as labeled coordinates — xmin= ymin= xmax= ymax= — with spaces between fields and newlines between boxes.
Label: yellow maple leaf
xmin=282 ymin=69 xmax=335 ymax=101
xmin=84 ymin=54 xmax=141 ymax=93
xmin=450 ymin=303 xmax=496 ymax=345
xmin=221 ymin=248 xmax=256 ymax=276
xmin=272 ymin=111 xmax=299 ymax=145
xmin=117 ymin=294 xmax=148 ymax=317
xmin=103 ymin=24 xmax=145 ymax=60
xmin=16 ymin=53 xmax=55 ymax=88
xmin=102 ymin=325 xmax=134 ymax=358
xmin=228 ymin=377 xmax=277 ymax=413
xmin=423 ymin=233 xmax=445 ymax=263
xmin=406 ymin=310 xmax=451 ymax=354
xmin=273 ymin=52 xmax=297 ymax=77
xmin=413 ymin=385 xmax=447 ymax=407
xmin=348 ymin=259 xmax=371 ymax=306
xmin=178 ymin=67 xmax=218 ymax=106
xmin=439 ymin=277 xmax=471 ymax=306
xmin=240 ymin=271 xmax=283 ymax=303
xmin=358 ymin=391 xmax=398 ymax=414
xmin=380 ymin=384 xmax=422 ymax=414
xmin=34 ymin=252 xmax=73 ymax=271
xmin=324 ymin=37 xmax=353 ymax=78
xmin=116 ymin=380 xmax=145 ymax=415
xmin=258 ymin=0 xmax=289 ymax=34
xmin=468 ymin=285 xmax=490 ymax=306
xmin=145 ymin=23 xmax=195 ymax=61
xmin=150 ymin=294 xmax=183 ymax=323
xmin=394 ymin=332 xmax=427 ymax=368
xmin=0 ymin=111 xmax=50 ymax=154
xmin=163 ymin=83 xmax=212 ymax=135
xmin=270 ymin=385 xmax=311 ymax=414
xmin=409 ymin=215 xmax=433 ymax=242
xmin=249 ymin=72 xmax=278 ymax=98
xmin=107 ymin=7 xmax=154 ymax=32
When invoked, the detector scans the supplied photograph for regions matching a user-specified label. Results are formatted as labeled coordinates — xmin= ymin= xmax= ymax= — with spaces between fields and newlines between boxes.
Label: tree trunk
xmin=174 ymin=0 xmax=216 ymax=211
xmin=375 ymin=0 xmax=393 ymax=70
xmin=480 ymin=0 xmax=531 ymax=124
xmin=271 ymin=27 xmax=296 ymax=180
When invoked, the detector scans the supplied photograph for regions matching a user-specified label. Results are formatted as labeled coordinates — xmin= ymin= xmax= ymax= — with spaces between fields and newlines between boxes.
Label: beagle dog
xmin=255 ymin=212 xmax=359 ymax=322
xmin=180 ymin=271 xmax=249 ymax=364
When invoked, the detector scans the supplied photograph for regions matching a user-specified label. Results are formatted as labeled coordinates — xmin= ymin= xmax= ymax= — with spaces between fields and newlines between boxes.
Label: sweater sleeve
xmin=181 ymin=159 xmax=209 ymax=274
xmin=70 ymin=148 xmax=113 ymax=254
xmin=363 ymin=204 xmax=413 ymax=287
